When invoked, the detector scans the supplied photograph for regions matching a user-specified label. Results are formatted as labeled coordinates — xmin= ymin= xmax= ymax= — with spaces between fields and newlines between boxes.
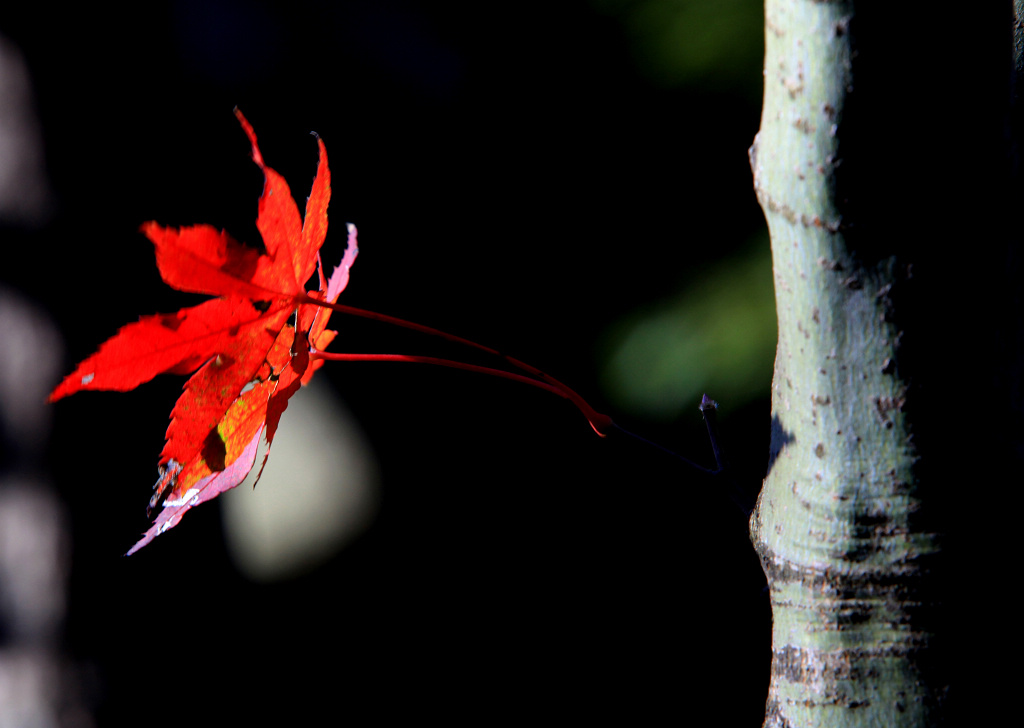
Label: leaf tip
xmin=233 ymin=108 xmax=264 ymax=168
xmin=47 ymin=370 xmax=95 ymax=403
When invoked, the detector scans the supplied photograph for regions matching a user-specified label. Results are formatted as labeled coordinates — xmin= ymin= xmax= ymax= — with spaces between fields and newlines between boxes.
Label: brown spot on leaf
xmin=157 ymin=312 xmax=185 ymax=332
xmin=202 ymin=428 xmax=227 ymax=472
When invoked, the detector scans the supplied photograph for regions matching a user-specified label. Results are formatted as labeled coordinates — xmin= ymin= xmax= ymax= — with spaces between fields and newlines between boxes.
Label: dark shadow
xmin=765 ymin=413 xmax=793 ymax=480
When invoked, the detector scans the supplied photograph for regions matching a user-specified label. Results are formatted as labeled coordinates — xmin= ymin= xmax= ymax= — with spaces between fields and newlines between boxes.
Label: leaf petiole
xmin=308 ymin=349 xmax=612 ymax=436
xmin=301 ymin=296 xmax=723 ymax=474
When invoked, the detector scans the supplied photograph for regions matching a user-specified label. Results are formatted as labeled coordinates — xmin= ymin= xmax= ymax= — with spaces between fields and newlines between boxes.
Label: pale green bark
xmin=749 ymin=1 xmax=943 ymax=725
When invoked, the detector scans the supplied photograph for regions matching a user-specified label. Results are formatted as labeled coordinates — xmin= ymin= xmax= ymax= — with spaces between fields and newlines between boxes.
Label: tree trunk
xmin=749 ymin=3 xmax=1017 ymax=726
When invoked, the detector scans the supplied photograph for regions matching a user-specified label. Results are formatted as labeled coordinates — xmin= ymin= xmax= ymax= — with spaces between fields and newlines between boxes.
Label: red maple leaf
xmin=50 ymin=110 xmax=358 ymax=553
xmin=51 ymin=110 xmax=613 ymax=555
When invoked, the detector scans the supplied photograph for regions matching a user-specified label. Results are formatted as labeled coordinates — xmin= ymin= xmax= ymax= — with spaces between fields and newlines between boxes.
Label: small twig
xmin=608 ymin=393 xmax=726 ymax=476
xmin=699 ymin=393 xmax=726 ymax=473
xmin=699 ymin=394 xmax=755 ymax=516
xmin=612 ymin=394 xmax=754 ymax=516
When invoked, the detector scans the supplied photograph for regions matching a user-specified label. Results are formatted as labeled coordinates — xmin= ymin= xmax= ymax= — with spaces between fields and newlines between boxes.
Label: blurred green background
xmin=601 ymin=233 xmax=774 ymax=420
xmin=592 ymin=0 xmax=764 ymax=92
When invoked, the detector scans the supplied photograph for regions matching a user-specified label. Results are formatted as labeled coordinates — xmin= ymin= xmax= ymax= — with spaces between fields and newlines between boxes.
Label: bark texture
xmin=749 ymin=2 xmax=948 ymax=725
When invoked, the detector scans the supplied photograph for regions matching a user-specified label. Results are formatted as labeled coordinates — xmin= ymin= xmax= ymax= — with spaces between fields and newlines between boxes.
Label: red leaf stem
xmin=309 ymin=350 xmax=612 ymax=436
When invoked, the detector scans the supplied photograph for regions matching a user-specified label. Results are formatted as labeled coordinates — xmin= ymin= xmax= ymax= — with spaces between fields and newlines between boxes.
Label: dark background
xmin=1 ymin=1 xmax=773 ymax=723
